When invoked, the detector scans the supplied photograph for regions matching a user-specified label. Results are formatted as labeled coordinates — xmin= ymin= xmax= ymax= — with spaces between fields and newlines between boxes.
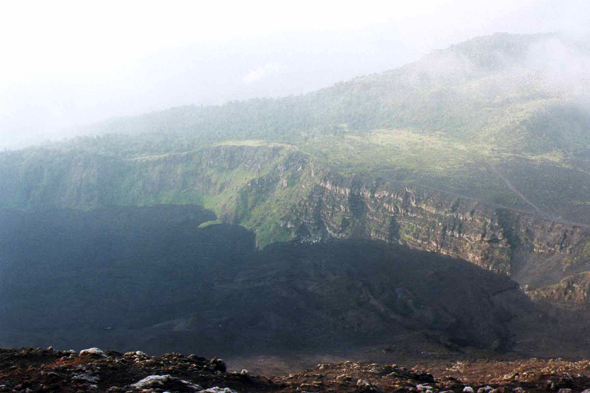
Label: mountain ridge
xmin=67 ymin=32 xmax=588 ymax=153
xmin=21 ymin=32 xmax=588 ymax=225
xmin=2 ymin=32 xmax=590 ymax=310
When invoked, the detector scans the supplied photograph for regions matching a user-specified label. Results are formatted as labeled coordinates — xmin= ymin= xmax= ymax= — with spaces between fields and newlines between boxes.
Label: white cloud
xmin=243 ymin=63 xmax=284 ymax=84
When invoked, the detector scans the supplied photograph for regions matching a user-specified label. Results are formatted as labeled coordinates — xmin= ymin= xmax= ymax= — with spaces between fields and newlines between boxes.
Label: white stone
xmin=418 ymin=384 xmax=434 ymax=391
xmin=131 ymin=374 xmax=203 ymax=391
xmin=198 ymin=388 xmax=238 ymax=393
xmin=131 ymin=374 xmax=172 ymax=388
xmin=79 ymin=347 xmax=106 ymax=357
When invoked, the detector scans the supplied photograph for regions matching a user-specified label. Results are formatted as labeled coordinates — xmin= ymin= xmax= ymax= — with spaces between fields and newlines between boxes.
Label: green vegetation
xmin=2 ymin=32 xmax=590 ymax=244
xmin=65 ymin=33 xmax=590 ymax=158
xmin=198 ymin=219 xmax=223 ymax=228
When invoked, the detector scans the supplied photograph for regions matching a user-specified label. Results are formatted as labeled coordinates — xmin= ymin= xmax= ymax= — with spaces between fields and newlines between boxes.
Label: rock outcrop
xmin=528 ymin=272 xmax=590 ymax=308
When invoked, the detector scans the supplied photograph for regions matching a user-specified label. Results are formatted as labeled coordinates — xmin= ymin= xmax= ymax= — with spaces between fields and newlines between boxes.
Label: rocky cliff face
xmin=282 ymin=172 xmax=514 ymax=272
xmin=180 ymin=145 xmax=589 ymax=282
xmin=528 ymin=272 xmax=590 ymax=309
xmin=282 ymin=171 xmax=590 ymax=278
xmin=3 ymin=144 xmax=590 ymax=294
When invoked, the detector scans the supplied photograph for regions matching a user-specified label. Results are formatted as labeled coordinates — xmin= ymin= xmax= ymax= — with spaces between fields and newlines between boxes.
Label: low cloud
xmin=243 ymin=62 xmax=284 ymax=84
xmin=526 ymin=35 xmax=590 ymax=96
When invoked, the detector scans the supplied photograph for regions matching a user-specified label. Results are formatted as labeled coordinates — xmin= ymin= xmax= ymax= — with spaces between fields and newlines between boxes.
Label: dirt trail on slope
xmin=488 ymin=165 xmax=553 ymax=221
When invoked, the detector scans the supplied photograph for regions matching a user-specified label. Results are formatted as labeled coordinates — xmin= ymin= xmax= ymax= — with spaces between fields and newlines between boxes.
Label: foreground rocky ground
xmin=3 ymin=348 xmax=590 ymax=393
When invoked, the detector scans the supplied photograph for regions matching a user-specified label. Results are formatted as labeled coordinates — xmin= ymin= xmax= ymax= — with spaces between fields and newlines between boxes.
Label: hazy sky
xmin=0 ymin=0 xmax=588 ymax=149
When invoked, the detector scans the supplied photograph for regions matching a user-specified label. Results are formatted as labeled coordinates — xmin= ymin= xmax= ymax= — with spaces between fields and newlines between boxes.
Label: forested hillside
xmin=71 ymin=33 xmax=590 ymax=154
xmin=3 ymin=32 xmax=590 ymax=224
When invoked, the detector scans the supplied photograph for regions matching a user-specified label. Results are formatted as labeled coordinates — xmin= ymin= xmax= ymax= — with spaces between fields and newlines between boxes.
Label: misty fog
xmin=1 ymin=0 xmax=589 ymax=150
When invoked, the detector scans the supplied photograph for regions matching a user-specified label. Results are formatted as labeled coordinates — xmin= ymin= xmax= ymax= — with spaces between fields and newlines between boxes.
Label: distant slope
xmin=76 ymin=32 xmax=590 ymax=155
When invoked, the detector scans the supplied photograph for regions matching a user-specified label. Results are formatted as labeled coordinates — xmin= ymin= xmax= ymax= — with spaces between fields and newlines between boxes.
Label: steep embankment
xmin=2 ymin=143 xmax=590 ymax=296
